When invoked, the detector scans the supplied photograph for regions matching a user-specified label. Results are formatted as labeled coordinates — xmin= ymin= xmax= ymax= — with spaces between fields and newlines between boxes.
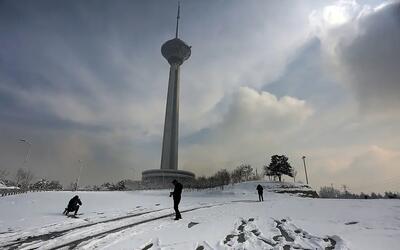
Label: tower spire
xmin=175 ymin=2 xmax=180 ymax=38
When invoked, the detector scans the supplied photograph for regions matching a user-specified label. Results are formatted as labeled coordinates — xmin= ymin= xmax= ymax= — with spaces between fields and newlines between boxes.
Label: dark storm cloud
xmin=336 ymin=2 xmax=400 ymax=113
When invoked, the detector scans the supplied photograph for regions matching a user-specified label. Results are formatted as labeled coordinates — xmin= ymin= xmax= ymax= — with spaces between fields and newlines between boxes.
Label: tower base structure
xmin=142 ymin=169 xmax=195 ymax=188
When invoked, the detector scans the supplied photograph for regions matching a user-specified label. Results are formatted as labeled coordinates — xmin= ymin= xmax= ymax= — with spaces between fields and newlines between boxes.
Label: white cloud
xmin=220 ymin=87 xmax=313 ymax=133
xmin=181 ymin=87 xmax=313 ymax=174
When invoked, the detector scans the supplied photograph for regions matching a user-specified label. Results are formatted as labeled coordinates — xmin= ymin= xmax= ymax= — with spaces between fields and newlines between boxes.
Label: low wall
xmin=0 ymin=189 xmax=26 ymax=197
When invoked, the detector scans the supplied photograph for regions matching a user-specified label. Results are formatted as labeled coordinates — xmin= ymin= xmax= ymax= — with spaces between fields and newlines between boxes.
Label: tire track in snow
xmin=2 ymin=202 xmax=226 ymax=250
xmin=51 ymin=203 xmax=226 ymax=250
xmin=2 ymin=208 xmax=169 ymax=249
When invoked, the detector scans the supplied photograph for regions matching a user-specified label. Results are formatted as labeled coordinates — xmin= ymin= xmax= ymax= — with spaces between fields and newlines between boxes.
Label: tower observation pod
xmin=142 ymin=3 xmax=195 ymax=187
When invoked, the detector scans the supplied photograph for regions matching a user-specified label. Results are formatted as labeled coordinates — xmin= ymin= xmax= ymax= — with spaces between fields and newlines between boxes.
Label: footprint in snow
xmin=222 ymin=217 xmax=345 ymax=250
xmin=344 ymin=221 xmax=359 ymax=225
xmin=141 ymin=238 xmax=161 ymax=250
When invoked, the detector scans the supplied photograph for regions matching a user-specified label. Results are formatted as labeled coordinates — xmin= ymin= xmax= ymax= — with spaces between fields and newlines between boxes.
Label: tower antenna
xmin=175 ymin=2 xmax=180 ymax=38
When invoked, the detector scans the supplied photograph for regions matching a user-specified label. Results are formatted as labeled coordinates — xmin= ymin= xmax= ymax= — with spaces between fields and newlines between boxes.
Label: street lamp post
xmin=17 ymin=139 xmax=32 ymax=190
xmin=302 ymin=156 xmax=309 ymax=185
xmin=76 ymin=160 xmax=85 ymax=191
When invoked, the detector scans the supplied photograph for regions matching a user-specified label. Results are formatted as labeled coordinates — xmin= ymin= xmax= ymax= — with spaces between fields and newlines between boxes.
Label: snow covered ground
xmin=0 ymin=180 xmax=19 ymax=190
xmin=0 ymin=181 xmax=399 ymax=250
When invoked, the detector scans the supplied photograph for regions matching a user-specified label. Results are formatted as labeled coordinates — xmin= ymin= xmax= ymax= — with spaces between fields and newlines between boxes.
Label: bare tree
xmin=241 ymin=164 xmax=253 ymax=181
xmin=214 ymin=169 xmax=231 ymax=189
xmin=231 ymin=166 xmax=244 ymax=184
xmin=15 ymin=168 xmax=34 ymax=190
xmin=0 ymin=169 xmax=9 ymax=180
xmin=15 ymin=168 xmax=23 ymax=186
xmin=231 ymin=164 xmax=254 ymax=183
xmin=68 ymin=181 xmax=77 ymax=191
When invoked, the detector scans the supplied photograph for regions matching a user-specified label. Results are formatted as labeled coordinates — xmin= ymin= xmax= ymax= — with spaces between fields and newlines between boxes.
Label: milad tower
xmin=142 ymin=3 xmax=195 ymax=186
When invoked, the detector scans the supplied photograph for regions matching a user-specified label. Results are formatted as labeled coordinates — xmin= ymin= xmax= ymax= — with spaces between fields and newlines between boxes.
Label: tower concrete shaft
xmin=159 ymin=3 xmax=190 ymax=171
xmin=160 ymin=64 xmax=180 ymax=170
xmin=141 ymin=3 xmax=195 ymax=185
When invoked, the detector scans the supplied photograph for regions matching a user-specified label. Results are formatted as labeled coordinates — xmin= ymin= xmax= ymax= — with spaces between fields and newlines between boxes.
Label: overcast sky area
xmin=1 ymin=0 xmax=399 ymax=193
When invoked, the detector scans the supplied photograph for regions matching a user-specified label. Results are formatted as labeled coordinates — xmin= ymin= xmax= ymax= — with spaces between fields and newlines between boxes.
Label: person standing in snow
xmin=256 ymin=184 xmax=264 ymax=201
xmin=170 ymin=179 xmax=183 ymax=220
xmin=63 ymin=195 xmax=82 ymax=216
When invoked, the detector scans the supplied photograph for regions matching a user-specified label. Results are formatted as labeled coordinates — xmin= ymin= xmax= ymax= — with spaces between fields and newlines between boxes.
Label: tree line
xmin=0 ymin=155 xmax=297 ymax=191
xmin=189 ymin=154 xmax=296 ymax=189
xmin=0 ymin=168 xmax=62 ymax=191
xmin=319 ymin=185 xmax=400 ymax=199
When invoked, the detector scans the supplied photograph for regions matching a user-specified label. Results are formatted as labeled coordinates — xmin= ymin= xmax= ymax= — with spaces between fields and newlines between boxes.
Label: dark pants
xmin=173 ymin=196 xmax=181 ymax=219
xmin=258 ymin=192 xmax=264 ymax=201
xmin=64 ymin=205 xmax=79 ymax=215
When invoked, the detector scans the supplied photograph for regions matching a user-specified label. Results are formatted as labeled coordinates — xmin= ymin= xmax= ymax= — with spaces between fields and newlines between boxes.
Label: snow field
xmin=0 ymin=181 xmax=399 ymax=249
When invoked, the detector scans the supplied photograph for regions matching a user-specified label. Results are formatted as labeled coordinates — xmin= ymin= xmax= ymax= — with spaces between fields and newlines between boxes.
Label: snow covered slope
xmin=221 ymin=180 xmax=318 ymax=198
xmin=0 ymin=180 xmax=19 ymax=190
xmin=0 ymin=181 xmax=399 ymax=249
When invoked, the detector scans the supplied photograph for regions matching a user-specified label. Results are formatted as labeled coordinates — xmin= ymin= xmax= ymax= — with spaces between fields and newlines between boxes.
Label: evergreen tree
xmin=266 ymin=155 xmax=293 ymax=181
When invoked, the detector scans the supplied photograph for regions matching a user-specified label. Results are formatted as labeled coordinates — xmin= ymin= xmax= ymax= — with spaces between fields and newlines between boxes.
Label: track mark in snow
xmin=0 ymin=228 xmax=13 ymax=235
xmin=325 ymin=237 xmax=337 ymax=250
xmin=274 ymin=219 xmax=294 ymax=242
xmin=344 ymin=221 xmax=359 ymax=225
xmin=223 ymin=218 xmax=260 ymax=247
xmin=142 ymin=243 xmax=153 ymax=250
xmin=272 ymin=218 xmax=340 ymax=250
xmin=140 ymin=238 xmax=161 ymax=250
xmin=195 ymin=241 xmax=214 ymax=250
xmin=1 ymin=203 xmax=226 ymax=249
xmin=1 ymin=208 xmax=169 ymax=249
xmin=188 ymin=222 xmax=199 ymax=228
xmin=55 ymin=204 xmax=225 ymax=249
xmin=231 ymin=200 xmax=259 ymax=203
xmin=222 ymin=217 xmax=343 ymax=249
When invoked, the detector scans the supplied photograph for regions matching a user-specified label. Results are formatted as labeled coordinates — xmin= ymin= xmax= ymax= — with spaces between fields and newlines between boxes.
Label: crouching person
xmin=63 ymin=195 xmax=82 ymax=216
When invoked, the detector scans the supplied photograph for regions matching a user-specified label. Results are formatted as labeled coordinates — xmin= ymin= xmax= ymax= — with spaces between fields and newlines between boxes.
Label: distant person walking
xmin=170 ymin=179 xmax=183 ymax=220
xmin=256 ymin=184 xmax=264 ymax=202
xmin=63 ymin=195 xmax=82 ymax=216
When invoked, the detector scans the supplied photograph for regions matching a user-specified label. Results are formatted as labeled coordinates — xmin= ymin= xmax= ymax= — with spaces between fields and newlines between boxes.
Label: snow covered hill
xmin=0 ymin=180 xmax=399 ymax=249
xmin=221 ymin=180 xmax=319 ymax=198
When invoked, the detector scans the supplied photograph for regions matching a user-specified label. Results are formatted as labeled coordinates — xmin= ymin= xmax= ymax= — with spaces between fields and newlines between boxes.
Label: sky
xmin=0 ymin=0 xmax=399 ymax=193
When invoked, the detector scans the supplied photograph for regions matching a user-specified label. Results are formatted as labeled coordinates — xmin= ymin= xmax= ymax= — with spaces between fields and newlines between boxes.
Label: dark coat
xmin=68 ymin=196 xmax=82 ymax=209
xmin=256 ymin=185 xmax=264 ymax=193
xmin=172 ymin=182 xmax=183 ymax=199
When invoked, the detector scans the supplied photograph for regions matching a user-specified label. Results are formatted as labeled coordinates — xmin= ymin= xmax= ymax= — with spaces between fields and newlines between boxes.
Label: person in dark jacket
xmin=63 ymin=195 xmax=82 ymax=216
xmin=170 ymin=179 xmax=183 ymax=220
xmin=256 ymin=184 xmax=264 ymax=201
